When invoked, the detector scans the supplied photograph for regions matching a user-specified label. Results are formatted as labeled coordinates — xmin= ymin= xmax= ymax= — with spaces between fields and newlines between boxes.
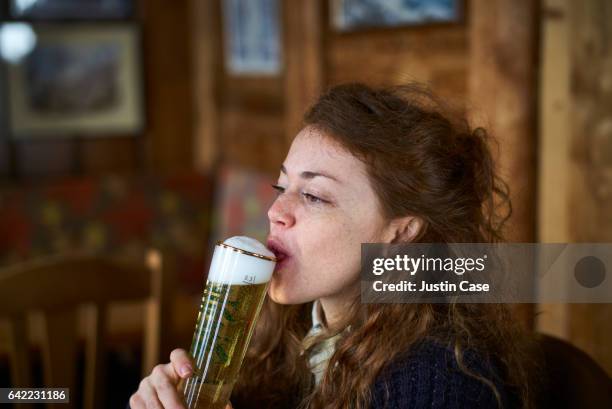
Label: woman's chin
xmin=267 ymin=280 xmax=303 ymax=305
xmin=267 ymin=284 xmax=290 ymax=304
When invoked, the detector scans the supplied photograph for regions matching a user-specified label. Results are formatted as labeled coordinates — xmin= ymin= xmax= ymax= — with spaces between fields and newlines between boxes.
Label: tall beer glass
xmin=179 ymin=236 xmax=276 ymax=409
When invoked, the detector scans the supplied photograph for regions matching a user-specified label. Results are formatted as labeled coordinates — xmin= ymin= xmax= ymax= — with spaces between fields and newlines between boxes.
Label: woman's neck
xmin=318 ymin=281 xmax=359 ymax=328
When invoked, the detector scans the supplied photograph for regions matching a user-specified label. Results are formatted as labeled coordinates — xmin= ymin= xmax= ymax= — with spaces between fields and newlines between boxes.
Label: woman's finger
xmin=129 ymin=392 xmax=145 ymax=409
xmin=138 ymin=378 xmax=164 ymax=409
xmin=170 ymin=348 xmax=195 ymax=379
xmin=151 ymin=373 xmax=186 ymax=408
xmin=150 ymin=364 xmax=187 ymax=408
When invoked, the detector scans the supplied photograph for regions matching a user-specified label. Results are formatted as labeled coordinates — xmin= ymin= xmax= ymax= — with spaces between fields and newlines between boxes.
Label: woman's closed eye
xmin=271 ymin=184 xmax=285 ymax=195
xmin=271 ymin=184 xmax=329 ymax=205
xmin=301 ymin=192 xmax=327 ymax=204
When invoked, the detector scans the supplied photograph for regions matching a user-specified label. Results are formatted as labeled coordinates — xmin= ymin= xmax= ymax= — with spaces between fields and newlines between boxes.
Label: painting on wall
xmin=331 ymin=0 xmax=461 ymax=31
xmin=222 ymin=0 xmax=281 ymax=75
xmin=5 ymin=24 xmax=144 ymax=138
xmin=9 ymin=0 xmax=134 ymax=20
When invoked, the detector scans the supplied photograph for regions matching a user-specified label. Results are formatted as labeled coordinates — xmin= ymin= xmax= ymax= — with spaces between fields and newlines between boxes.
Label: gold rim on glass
xmin=216 ymin=241 xmax=277 ymax=262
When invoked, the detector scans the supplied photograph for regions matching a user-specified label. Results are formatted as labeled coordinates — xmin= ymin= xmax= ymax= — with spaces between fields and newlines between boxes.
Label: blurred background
xmin=0 ymin=0 xmax=610 ymax=407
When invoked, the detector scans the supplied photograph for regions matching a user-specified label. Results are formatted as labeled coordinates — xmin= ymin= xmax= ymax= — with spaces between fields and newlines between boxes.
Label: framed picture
xmin=4 ymin=24 xmax=144 ymax=138
xmin=222 ymin=0 xmax=281 ymax=75
xmin=9 ymin=0 xmax=134 ymax=20
xmin=331 ymin=0 xmax=461 ymax=31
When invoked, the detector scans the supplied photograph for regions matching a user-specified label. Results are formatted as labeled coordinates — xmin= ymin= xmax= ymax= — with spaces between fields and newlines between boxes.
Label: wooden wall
xmin=195 ymin=0 xmax=470 ymax=177
xmin=538 ymin=0 xmax=612 ymax=376
xmin=191 ymin=0 xmax=288 ymax=176
xmin=327 ymin=24 xmax=467 ymax=98
xmin=140 ymin=0 xmax=194 ymax=174
xmin=0 ymin=0 xmax=194 ymax=183
xmin=567 ymin=0 xmax=612 ymax=376
xmin=468 ymin=0 xmax=539 ymax=328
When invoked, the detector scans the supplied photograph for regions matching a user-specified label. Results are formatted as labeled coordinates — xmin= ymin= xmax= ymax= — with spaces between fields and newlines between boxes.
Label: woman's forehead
xmin=284 ymin=128 xmax=364 ymax=179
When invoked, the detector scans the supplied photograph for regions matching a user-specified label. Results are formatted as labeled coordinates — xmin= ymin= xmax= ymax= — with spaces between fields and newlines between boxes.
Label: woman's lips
xmin=275 ymin=255 xmax=291 ymax=271
xmin=266 ymin=238 xmax=292 ymax=272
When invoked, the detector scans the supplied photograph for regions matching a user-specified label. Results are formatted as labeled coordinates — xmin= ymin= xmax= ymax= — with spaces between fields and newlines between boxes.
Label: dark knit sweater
xmin=126 ymin=340 xmax=517 ymax=409
xmin=370 ymin=340 xmax=518 ymax=409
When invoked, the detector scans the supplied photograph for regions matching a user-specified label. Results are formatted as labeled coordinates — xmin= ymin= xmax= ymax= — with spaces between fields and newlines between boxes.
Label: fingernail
xmin=180 ymin=365 xmax=192 ymax=377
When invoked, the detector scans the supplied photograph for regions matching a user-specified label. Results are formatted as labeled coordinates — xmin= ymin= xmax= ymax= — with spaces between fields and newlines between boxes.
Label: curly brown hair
xmin=231 ymin=83 xmax=537 ymax=409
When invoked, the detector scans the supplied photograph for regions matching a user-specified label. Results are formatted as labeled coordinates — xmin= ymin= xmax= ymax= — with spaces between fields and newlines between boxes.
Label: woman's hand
xmin=129 ymin=348 xmax=194 ymax=409
xmin=129 ymin=348 xmax=235 ymax=409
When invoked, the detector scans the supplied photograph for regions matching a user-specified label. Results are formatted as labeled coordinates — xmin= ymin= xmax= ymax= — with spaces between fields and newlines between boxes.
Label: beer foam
xmin=207 ymin=236 xmax=276 ymax=285
xmin=224 ymin=236 xmax=275 ymax=259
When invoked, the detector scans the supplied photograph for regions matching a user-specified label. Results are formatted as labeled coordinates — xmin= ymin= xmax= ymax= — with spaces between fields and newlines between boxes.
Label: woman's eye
xmin=302 ymin=192 xmax=326 ymax=204
xmin=271 ymin=184 xmax=285 ymax=195
xmin=271 ymin=184 xmax=327 ymax=205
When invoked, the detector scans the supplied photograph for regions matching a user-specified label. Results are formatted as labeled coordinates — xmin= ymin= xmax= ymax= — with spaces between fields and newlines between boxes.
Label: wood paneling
xmin=192 ymin=0 xmax=222 ymax=173
xmin=327 ymin=24 xmax=468 ymax=101
xmin=222 ymin=77 xmax=285 ymax=114
xmin=469 ymin=0 xmax=539 ymax=243
xmin=190 ymin=0 xmax=287 ymax=175
xmin=220 ymin=107 xmax=286 ymax=175
xmin=284 ymin=0 xmax=326 ymax=143
xmin=194 ymin=1 xmax=470 ymax=175
xmin=140 ymin=0 xmax=194 ymax=173
xmin=218 ymin=74 xmax=286 ymax=175
xmin=566 ymin=0 xmax=612 ymax=376
xmin=469 ymin=0 xmax=539 ymax=329
xmin=81 ymin=138 xmax=139 ymax=175
xmin=537 ymin=0 xmax=612 ymax=376
xmin=537 ymin=0 xmax=571 ymax=338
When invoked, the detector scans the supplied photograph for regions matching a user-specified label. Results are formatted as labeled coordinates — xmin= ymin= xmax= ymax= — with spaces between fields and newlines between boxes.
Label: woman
xmin=129 ymin=83 xmax=537 ymax=409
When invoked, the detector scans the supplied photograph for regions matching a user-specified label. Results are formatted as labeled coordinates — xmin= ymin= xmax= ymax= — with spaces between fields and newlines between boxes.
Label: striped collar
xmin=311 ymin=299 xmax=324 ymax=331
xmin=306 ymin=299 xmax=343 ymax=385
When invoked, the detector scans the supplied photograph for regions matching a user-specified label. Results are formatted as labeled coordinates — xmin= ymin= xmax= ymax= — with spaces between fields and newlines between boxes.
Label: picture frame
xmin=330 ymin=0 xmax=462 ymax=31
xmin=9 ymin=0 xmax=134 ymax=21
xmin=5 ymin=24 xmax=144 ymax=138
xmin=222 ymin=0 xmax=281 ymax=75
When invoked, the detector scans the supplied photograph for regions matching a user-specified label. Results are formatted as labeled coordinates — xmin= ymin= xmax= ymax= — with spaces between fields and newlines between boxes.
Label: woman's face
xmin=266 ymin=126 xmax=392 ymax=306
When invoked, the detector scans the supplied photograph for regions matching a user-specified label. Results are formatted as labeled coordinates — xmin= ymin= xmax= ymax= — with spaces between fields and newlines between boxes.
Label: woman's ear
xmin=389 ymin=216 xmax=424 ymax=243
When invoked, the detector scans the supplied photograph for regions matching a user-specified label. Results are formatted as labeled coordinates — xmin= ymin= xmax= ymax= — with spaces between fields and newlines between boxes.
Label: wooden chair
xmin=0 ymin=250 xmax=175 ymax=409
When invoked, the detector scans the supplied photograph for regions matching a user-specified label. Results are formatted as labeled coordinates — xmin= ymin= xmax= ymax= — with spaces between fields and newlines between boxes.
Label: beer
xmin=180 ymin=236 xmax=276 ymax=409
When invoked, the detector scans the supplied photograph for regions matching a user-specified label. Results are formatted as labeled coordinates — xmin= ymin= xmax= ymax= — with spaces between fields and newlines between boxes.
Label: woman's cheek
xmin=268 ymin=276 xmax=294 ymax=304
xmin=268 ymin=270 xmax=312 ymax=304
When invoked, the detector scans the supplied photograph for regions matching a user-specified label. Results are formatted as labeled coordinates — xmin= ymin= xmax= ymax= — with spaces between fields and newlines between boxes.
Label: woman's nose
xmin=267 ymin=195 xmax=296 ymax=228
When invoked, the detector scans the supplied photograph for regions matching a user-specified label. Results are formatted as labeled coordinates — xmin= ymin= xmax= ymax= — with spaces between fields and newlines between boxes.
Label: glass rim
xmin=216 ymin=240 xmax=277 ymax=262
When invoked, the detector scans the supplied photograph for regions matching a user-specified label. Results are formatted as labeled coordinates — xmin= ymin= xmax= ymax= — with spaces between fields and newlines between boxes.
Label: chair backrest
xmin=537 ymin=333 xmax=612 ymax=408
xmin=0 ymin=250 xmax=174 ymax=409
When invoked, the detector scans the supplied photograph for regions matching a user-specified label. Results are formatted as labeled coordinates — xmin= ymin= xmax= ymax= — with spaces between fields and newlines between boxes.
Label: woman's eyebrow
xmin=280 ymin=164 xmax=341 ymax=183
